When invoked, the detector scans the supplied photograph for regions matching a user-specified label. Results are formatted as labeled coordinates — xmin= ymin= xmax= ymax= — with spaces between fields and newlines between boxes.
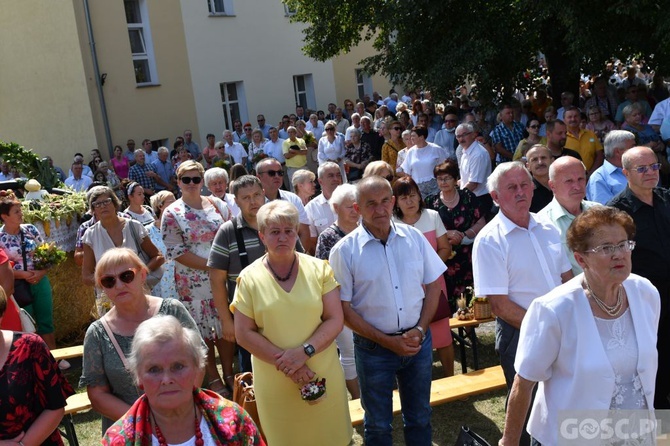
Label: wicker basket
xmin=473 ymin=299 xmax=492 ymax=319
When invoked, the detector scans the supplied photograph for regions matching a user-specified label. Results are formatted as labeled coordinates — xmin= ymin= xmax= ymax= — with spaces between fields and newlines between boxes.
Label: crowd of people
xmin=1 ymin=63 xmax=670 ymax=445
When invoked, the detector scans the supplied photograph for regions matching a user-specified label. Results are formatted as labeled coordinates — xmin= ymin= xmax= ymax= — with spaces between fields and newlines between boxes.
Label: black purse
xmin=454 ymin=426 xmax=491 ymax=446
xmin=13 ymin=229 xmax=34 ymax=307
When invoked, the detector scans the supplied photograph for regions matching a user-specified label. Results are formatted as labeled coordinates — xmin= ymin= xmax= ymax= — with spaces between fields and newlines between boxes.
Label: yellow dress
xmin=231 ymin=253 xmax=353 ymax=446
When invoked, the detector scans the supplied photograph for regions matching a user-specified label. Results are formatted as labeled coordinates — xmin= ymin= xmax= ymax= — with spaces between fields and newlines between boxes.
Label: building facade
xmin=0 ymin=0 xmax=391 ymax=170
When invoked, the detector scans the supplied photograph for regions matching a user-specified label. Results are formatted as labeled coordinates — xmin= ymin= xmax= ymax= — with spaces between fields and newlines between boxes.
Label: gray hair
xmin=603 ymin=130 xmax=636 ymax=159
xmin=257 ymin=201 xmax=299 ymax=233
xmin=133 ymin=149 xmax=144 ymax=160
xmin=360 ymin=116 xmax=372 ymax=124
xmin=317 ymin=162 xmax=340 ymax=179
xmin=204 ymin=167 xmax=229 ymax=187
xmin=222 ymin=129 xmax=233 ymax=138
xmin=232 ymin=175 xmax=263 ymax=196
xmin=128 ymin=315 xmax=207 ymax=385
xmin=622 ymin=102 xmax=643 ymax=119
xmin=87 ymin=185 xmax=120 ymax=210
xmin=456 ymin=123 xmax=475 ymax=134
xmin=486 ymin=161 xmax=532 ymax=195
xmin=351 ymin=113 xmax=360 ymax=121
xmin=214 ymin=141 xmax=225 ymax=150
xmin=329 ymin=183 xmax=357 ymax=214
xmin=291 ymin=168 xmax=316 ymax=189
xmin=157 ymin=146 xmax=169 ymax=155
xmin=349 ymin=128 xmax=362 ymax=138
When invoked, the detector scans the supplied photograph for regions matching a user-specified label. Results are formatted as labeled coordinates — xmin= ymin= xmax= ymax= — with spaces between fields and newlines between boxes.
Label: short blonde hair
xmin=257 ymin=201 xmax=299 ymax=233
xmin=363 ymin=160 xmax=394 ymax=178
xmin=149 ymin=191 xmax=175 ymax=217
xmin=176 ymin=160 xmax=204 ymax=178
xmin=94 ymin=247 xmax=148 ymax=287
xmin=291 ymin=168 xmax=316 ymax=189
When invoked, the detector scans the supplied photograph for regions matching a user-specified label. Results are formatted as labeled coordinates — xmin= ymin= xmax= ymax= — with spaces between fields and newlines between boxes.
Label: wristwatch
xmin=303 ymin=343 xmax=316 ymax=357
xmin=414 ymin=325 xmax=426 ymax=343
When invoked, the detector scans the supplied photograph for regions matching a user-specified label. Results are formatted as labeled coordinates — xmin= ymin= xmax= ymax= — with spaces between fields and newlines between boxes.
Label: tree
xmin=285 ymin=0 xmax=670 ymax=105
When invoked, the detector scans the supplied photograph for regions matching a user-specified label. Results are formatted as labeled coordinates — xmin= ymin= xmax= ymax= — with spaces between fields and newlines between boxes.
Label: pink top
xmin=111 ymin=157 xmax=130 ymax=179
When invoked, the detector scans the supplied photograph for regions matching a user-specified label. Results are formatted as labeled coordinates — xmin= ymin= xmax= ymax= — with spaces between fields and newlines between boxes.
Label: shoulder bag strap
xmin=19 ymin=228 xmax=28 ymax=271
xmin=232 ymin=219 xmax=249 ymax=269
xmin=127 ymin=220 xmax=143 ymax=253
xmin=100 ymin=316 xmax=131 ymax=371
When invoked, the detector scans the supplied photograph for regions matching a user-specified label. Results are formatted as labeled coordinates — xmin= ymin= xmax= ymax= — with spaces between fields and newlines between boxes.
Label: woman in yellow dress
xmin=231 ymin=200 xmax=352 ymax=446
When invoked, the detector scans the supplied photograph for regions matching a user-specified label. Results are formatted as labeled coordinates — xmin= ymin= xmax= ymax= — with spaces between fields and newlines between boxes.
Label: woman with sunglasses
xmin=162 ymin=160 xmax=234 ymax=396
xmin=381 ymin=121 xmax=406 ymax=175
xmin=123 ymin=182 xmax=156 ymax=226
xmin=80 ymin=247 xmax=199 ymax=434
xmin=500 ymin=207 xmax=659 ymax=445
xmin=512 ymin=119 xmax=546 ymax=161
xmin=317 ymin=120 xmax=347 ymax=179
xmin=82 ymin=186 xmax=164 ymax=316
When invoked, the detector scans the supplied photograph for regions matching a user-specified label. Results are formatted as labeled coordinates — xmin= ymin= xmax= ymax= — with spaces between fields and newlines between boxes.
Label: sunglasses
xmin=392 ymin=127 xmax=402 ymax=131
xmin=100 ymin=269 xmax=137 ymax=289
xmin=262 ymin=170 xmax=284 ymax=177
xmin=633 ymin=163 xmax=661 ymax=174
xmin=180 ymin=176 xmax=202 ymax=184
xmin=325 ymin=128 xmax=335 ymax=131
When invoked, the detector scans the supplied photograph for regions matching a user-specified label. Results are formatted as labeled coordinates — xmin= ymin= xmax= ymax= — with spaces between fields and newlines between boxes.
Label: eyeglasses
xmin=325 ymin=128 xmax=335 ymax=131
xmin=436 ymin=175 xmax=455 ymax=183
xmin=261 ymin=169 xmax=284 ymax=177
xmin=528 ymin=125 xmax=540 ymax=129
xmin=100 ymin=269 xmax=137 ymax=289
xmin=258 ymin=119 xmax=265 ymax=122
xmin=585 ymin=240 xmax=636 ymax=256
xmin=632 ymin=163 xmax=661 ymax=174
xmin=92 ymin=198 xmax=113 ymax=209
xmin=244 ymin=127 xmax=252 ymax=131
xmin=455 ymin=132 xmax=472 ymax=139
xmin=179 ymin=176 xmax=202 ymax=184
xmin=391 ymin=127 xmax=402 ymax=131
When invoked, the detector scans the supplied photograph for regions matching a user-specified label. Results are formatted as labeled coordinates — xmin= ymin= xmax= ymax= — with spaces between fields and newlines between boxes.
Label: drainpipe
xmin=83 ymin=0 xmax=113 ymax=158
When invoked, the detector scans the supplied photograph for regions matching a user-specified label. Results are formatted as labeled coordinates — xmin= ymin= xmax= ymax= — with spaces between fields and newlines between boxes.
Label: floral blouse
xmin=0 ymin=224 xmax=43 ymax=271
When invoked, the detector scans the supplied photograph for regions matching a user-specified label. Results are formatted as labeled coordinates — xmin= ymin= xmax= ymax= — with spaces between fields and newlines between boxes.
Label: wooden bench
xmin=60 ymin=393 xmax=92 ymax=446
xmin=52 ymin=345 xmax=84 ymax=361
xmin=449 ymin=317 xmax=495 ymax=372
xmin=348 ymin=365 xmax=506 ymax=426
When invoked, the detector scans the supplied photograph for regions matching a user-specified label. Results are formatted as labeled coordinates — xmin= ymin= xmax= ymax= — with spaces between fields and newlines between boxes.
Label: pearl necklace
xmin=266 ymin=254 xmax=296 ymax=282
xmin=584 ymin=278 xmax=624 ymax=317
xmin=441 ymin=191 xmax=459 ymax=207
xmin=152 ymin=403 xmax=204 ymax=446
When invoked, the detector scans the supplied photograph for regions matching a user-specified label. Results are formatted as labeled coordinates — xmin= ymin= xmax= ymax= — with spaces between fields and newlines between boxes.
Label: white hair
xmin=486 ymin=161 xmax=532 ymax=195
xmin=204 ymin=167 xmax=229 ymax=187
xmin=329 ymin=184 xmax=357 ymax=214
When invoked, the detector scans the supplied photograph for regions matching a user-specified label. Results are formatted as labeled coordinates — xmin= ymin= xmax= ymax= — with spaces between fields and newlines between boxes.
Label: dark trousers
xmin=651 ymin=279 xmax=670 ymax=409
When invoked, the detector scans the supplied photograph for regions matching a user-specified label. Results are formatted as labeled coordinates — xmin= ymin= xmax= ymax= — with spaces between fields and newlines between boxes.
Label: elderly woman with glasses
xmin=102 ymin=315 xmax=265 ymax=445
xmin=80 ymin=248 xmax=198 ymax=434
xmin=82 ymin=186 xmax=164 ymax=316
xmin=161 ymin=160 xmax=234 ymax=397
xmin=500 ymin=206 xmax=660 ymax=445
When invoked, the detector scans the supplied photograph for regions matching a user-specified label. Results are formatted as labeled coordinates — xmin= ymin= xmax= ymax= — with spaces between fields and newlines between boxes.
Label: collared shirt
xmin=335 ymin=118 xmax=350 ymax=135
xmin=608 ymin=186 xmax=670 ymax=282
xmin=282 ymin=139 xmax=307 ymax=168
xmin=491 ymin=121 xmax=525 ymax=163
xmin=329 ymin=222 xmax=446 ymax=333
xmin=529 ymin=178 xmax=553 ymax=213
xmin=305 ymin=193 xmax=335 ymax=237
xmin=586 ymin=159 xmax=627 ymax=204
xmin=128 ymin=162 xmax=156 ymax=191
xmin=649 ymin=97 xmax=670 ymax=127
xmin=459 ymin=141 xmax=491 ymax=197
xmin=151 ymin=159 xmax=174 ymax=191
xmin=565 ymin=128 xmax=603 ymax=171
xmin=257 ymin=124 xmax=272 ymax=139
xmin=537 ymin=198 xmax=599 ymax=274
xmin=433 ymin=129 xmax=457 ymax=155
xmin=64 ymin=175 xmax=93 ymax=192
xmin=224 ymin=142 xmax=247 ymax=165
xmin=265 ymin=190 xmax=310 ymax=225
xmin=124 ymin=150 xmax=136 ymax=164
xmin=184 ymin=141 xmax=201 ymax=159
xmin=143 ymin=151 xmax=159 ymax=165
xmin=68 ymin=164 xmax=94 ymax=179
xmin=75 ymin=211 xmax=130 ymax=249
xmin=223 ymin=193 xmax=240 ymax=218
xmin=473 ymin=211 xmax=571 ymax=310
xmin=263 ymin=138 xmax=286 ymax=163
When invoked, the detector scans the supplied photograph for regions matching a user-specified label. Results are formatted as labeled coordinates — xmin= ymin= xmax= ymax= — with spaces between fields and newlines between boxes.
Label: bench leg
xmin=470 ymin=328 xmax=480 ymax=370
xmin=59 ymin=414 xmax=80 ymax=446
xmin=451 ymin=328 xmax=468 ymax=373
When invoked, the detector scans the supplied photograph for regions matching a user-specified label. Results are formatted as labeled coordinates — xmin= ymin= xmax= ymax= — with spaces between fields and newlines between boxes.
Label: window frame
xmin=208 ymin=0 xmax=235 ymax=16
xmin=125 ymin=0 xmax=158 ymax=86
xmin=355 ymin=69 xmax=373 ymax=101
xmin=220 ymin=81 xmax=248 ymax=130
xmin=293 ymin=74 xmax=316 ymax=110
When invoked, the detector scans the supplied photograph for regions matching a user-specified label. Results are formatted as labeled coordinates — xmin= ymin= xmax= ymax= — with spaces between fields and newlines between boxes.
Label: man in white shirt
xmin=305 ymin=114 xmax=325 ymax=140
xmin=141 ymin=139 xmax=159 ymax=165
xmin=305 ymin=162 xmax=342 ymax=248
xmin=345 ymin=113 xmax=361 ymax=143
xmin=433 ymin=111 xmax=459 ymax=156
xmin=473 ymin=162 xmax=572 ymax=445
xmin=330 ymin=176 xmax=445 ymax=446
xmin=222 ymin=130 xmax=248 ymax=166
xmin=334 ymin=108 xmax=350 ymax=135
xmin=456 ymin=123 xmax=493 ymax=213
xmin=65 ymin=162 xmax=93 ymax=192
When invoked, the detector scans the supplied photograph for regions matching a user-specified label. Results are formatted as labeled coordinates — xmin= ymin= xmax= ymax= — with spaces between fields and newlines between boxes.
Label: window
xmin=220 ymin=82 xmax=248 ymax=130
xmin=208 ymin=0 xmax=235 ymax=16
xmin=355 ymin=69 xmax=373 ymax=101
xmin=284 ymin=4 xmax=297 ymax=16
xmin=293 ymin=74 xmax=315 ymax=109
xmin=125 ymin=0 xmax=158 ymax=85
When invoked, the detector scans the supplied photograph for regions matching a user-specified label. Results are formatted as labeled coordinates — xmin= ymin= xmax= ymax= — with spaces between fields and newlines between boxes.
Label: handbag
xmin=127 ymin=221 xmax=164 ymax=288
xmin=454 ymin=426 xmax=491 ymax=446
xmin=13 ymin=229 xmax=34 ymax=307
xmin=233 ymin=372 xmax=264 ymax=437
xmin=432 ymin=290 xmax=451 ymax=322
xmin=19 ymin=308 xmax=37 ymax=333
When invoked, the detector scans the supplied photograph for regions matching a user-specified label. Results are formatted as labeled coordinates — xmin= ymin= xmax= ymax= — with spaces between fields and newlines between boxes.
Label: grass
xmin=61 ymin=323 xmax=505 ymax=445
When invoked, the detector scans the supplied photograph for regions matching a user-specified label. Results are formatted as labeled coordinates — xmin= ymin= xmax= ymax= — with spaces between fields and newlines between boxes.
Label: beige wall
xmin=80 ymin=0 xmax=198 ymax=156
xmin=0 ymin=0 xmax=97 ymax=171
xmin=332 ymin=40 xmax=395 ymax=108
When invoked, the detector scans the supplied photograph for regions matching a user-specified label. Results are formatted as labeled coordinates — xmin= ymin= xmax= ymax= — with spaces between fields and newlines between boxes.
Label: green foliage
xmin=0 ymin=141 xmax=62 ymax=190
xmin=285 ymin=0 xmax=670 ymax=104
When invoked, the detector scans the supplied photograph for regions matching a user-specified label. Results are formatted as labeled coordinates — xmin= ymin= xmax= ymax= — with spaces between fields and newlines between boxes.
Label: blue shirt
xmin=586 ymin=160 xmax=627 ymax=204
xmin=151 ymin=159 xmax=174 ymax=191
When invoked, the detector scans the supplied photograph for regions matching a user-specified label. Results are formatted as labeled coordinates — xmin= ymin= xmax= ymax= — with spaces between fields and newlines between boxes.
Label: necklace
xmin=152 ymin=402 xmax=204 ymax=446
xmin=584 ymin=278 xmax=624 ymax=317
xmin=441 ymin=191 xmax=459 ymax=207
xmin=266 ymin=254 xmax=296 ymax=282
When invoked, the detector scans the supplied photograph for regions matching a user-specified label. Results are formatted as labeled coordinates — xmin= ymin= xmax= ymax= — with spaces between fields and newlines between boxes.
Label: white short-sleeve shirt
xmin=459 ymin=142 xmax=491 ymax=197
xmin=400 ymin=143 xmax=449 ymax=184
xmin=305 ymin=193 xmax=335 ymax=237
